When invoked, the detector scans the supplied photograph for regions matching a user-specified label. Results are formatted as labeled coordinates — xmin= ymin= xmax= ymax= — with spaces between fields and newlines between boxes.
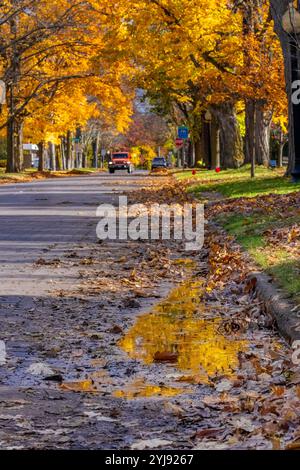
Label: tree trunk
xmin=78 ymin=149 xmax=83 ymax=168
xmin=38 ymin=141 xmax=46 ymax=172
xmin=210 ymin=119 xmax=220 ymax=170
xmin=278 ymin=130 xmax=284 ymax=167
xmin=82 ymin=151 xmax=88 ymax=168
xmin=255 ymin=102 xmax=272 ymax=166
xmin=191 ymin=141 xmax=196 ymax=167
xmin=270 ymin=0 xmax=293 ymax=174
xmin=60 ymin=137 xmax=66 ymax=170
xmin=6 ymin=117 xmax=23 ymax=173
xmin=245 ymin=99 xmax=255 ymax=164
xmin=66 ymin=131 xmax=72 ymax=170
xmin=211 ymin=103 xmax=244 ymax=169
xmin=6 ymin=15 xmax=23 ymax=173
xmin=92 ymin=132 xmax=100 ymax=168
xmin=56 ymin=145 xmax=62 ymax=170
xmin=48 ymin=142 xmax=56 ymax=171
xmin=194 ymin=138 xmax=202 ymax=166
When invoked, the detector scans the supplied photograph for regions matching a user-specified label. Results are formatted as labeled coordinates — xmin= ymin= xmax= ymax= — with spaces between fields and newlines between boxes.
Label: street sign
xmin=0 ymin=81 xmax=6 ymax=105
xmin=178 ymin=126 xmax=189 ymax=140
xmin=175 ymin=138 xmax=184 ymax=147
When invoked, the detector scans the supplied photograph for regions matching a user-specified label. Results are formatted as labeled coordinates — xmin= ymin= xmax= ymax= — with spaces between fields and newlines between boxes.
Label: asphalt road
xmin=0 ymin=171 xmax=294 ymax=451
xmin=0 ymin=170 xmax=195 ymax=450
xmin=0 ymin=172 xmax=147 ymax=297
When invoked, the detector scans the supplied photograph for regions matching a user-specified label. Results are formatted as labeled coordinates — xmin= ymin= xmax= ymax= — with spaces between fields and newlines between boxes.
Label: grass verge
xmin=176 ymin=165 xmax=300 ymax=199
xmin=217 ymin=212 xmax=300 ymax=303
xmin=178 ymin=165 xmax=300 ymax=303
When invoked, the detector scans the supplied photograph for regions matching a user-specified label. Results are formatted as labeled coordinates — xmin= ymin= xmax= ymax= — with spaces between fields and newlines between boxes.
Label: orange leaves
xmin=0 ymin=1 xmax=134 ymax=142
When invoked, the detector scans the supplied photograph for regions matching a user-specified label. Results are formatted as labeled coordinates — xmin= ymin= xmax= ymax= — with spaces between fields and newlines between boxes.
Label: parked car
xmin=151 ymin=157 xmax=167 ymax=170
xmin=108 ymin=152 xmax=134 ymax=174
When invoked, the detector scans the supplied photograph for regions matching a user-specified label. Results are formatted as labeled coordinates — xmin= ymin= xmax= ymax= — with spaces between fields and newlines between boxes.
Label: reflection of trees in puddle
xmin=119 ymin=279 xmax=247 ymax=381
xmin=60 ymin=369 xmax=114 ymax=393
xmin=113 ymin=379 xmax=184 ymax=399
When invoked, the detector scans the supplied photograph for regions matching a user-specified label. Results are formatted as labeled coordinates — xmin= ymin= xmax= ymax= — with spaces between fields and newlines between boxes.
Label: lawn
xmin=176 ymin=165 xmax=300 ymax=199
xmin=217 ymin=212 xmax=300 ymax=303
xmin=178 ymin=165 xmax=300 ymax=303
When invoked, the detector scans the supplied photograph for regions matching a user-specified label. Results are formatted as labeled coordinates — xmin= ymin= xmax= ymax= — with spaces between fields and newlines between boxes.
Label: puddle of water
xmin=60 ymin=369 xmax=113 ymax=393
xmin=173 ymin=258 xmax=197 ymax=269
xmin=113 ymin=379 xmax=184 ymax=399
xmin=60 ymin=380 xmax=97 ymax=393
xmin=59 ymin=277 xmax=248 ymax=397
xmin=119 ymin=279 xmax=248 ymax=383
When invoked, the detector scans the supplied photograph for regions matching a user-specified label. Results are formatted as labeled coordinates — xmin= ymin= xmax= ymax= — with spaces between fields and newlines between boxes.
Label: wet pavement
xmin=0 ymin=172 xmax=299 ymax=450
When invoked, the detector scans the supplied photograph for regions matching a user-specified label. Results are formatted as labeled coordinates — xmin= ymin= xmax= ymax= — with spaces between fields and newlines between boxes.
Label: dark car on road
xmin=151 ymin=157 xmax=167 ymax=171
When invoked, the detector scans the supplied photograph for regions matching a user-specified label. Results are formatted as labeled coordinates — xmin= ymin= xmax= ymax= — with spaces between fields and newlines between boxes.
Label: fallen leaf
xmin=215 ymin=379 xmax=233 ymax=393
xmin=164 ymin=402 xmax=184 ymax=417
xmin=131 ymin=439 xmax=172 ymax=450
xmin=193 ymin=428 xmax=223 ymax=439
xmin=84 ymin=411 xmax=117 ymax=422
xmin=27 ymin=363 xmax=55 ymax=377
xmin=231 ymin=416 xmax=256 ymax=433
xmin=154 ymin=351 xmax=178 ymax=363
xmin=110 ymin=325 xmax=124 ymax=334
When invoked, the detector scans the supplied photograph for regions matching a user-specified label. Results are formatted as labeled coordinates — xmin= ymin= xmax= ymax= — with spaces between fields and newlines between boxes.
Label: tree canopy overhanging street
xmin=1 ymin=0 xmax=300 ymax=457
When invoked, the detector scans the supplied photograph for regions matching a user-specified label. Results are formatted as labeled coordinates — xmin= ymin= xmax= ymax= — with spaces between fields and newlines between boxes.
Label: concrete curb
xmin=247 ymin=272 xmax=300 ymax=345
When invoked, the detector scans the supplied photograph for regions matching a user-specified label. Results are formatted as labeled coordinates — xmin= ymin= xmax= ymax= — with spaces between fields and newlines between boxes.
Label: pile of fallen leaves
xmin=128 ymin=176 xmax=193 ymax=206
xmin=206 ymin=190 xmax=300 ymax=220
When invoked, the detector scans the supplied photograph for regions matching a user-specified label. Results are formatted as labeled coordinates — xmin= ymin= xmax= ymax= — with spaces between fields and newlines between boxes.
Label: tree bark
xmin=66 ymin=131 xmax=72 ymax=170
xmin=255 ymin=102 xmax=272 ymax=166
xmin=82 ymin=151 xmax=88 ymax=168
xmin=211 ymin=103 xmax=244 ymax=169
xmin=56 ymin=145 xmax=62 ymax=170
xmin=270 ymin=0 xmax=293 ymax=174
xmin=48 ymin=142 xmax=56 ymax=171
xmin=38 ymin=141 xmax=46 ymax=172
xmin=60 ymin=137 xmax=66 ymax=170
xmin=194 ymin=139 xmax=202 ymax=166
xmin=92 ymin=132 xmax=100 ymax=168
xmin=246 ymin=101 xmax=272 ymax=167
xmin=210 ymin=118 xmax=220 ymax=170
xmin=6 ymin=14 xmax=23 ymax=173
xmin=6 ymin=117 xmax=23 ymax=173
xmin=245 ymin=99 xmax=255 ymax=164
xmin=278 ymin=130 xmax=284 ymax=167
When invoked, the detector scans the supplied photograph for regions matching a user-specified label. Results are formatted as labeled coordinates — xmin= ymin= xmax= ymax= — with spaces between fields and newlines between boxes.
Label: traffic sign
xmin=175 ymin=138 xmax=184 ymax=147
xmin=178 ymin=126 xmax=189 ymax=140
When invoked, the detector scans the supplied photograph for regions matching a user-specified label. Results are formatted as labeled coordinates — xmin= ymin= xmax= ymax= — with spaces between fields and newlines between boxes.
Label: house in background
xmin=23 ymin=144 xmax=39 ymax=169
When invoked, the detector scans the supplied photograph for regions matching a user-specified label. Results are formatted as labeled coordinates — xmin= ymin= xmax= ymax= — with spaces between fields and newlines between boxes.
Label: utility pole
xmin=6 ymin=3 xmax=22 ymax=173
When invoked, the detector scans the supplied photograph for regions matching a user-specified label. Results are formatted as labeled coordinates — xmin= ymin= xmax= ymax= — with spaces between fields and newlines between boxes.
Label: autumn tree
xmin=231 ymin=0 xmax=287 ymax=169
xmin=269 ymin=0 xmax=299 ymax=175
xmin=119 ymin=0 xmax=247 ymax=168
xmin=117 ymin=0 xmax=286 ymax=169
xmin=0 ymin=0 xmax=133 ymax=172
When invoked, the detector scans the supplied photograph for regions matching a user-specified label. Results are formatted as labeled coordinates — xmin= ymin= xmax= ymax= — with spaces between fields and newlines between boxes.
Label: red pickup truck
xmin=108 ymin=152 xmax=134 ymax=174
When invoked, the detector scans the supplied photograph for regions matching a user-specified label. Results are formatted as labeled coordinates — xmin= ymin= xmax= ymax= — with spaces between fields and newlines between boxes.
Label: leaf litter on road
xmin=1 ymin=175 xmax=300 ymax=450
